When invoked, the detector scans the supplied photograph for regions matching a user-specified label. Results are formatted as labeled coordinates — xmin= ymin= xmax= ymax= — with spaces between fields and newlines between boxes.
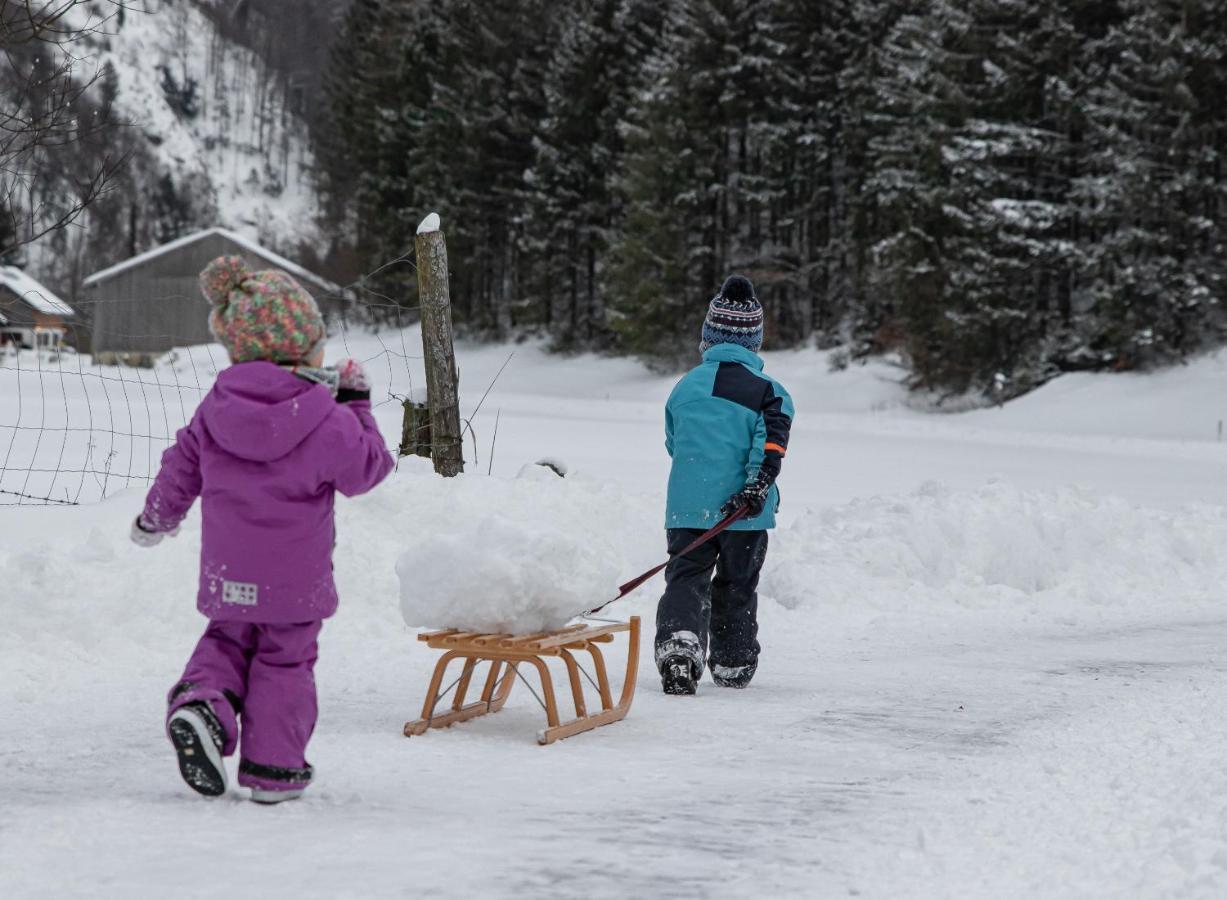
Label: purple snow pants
xmin=167 ymin=620 xmax=322 ymax=793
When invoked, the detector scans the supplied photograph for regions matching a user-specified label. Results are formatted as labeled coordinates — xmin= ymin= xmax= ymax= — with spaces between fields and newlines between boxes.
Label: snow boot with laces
xmin=167 ymin=702 xmax=227 ymax=797
xmin=656 ymin=630 xmax=704 ymax=695
xmin=661 ymin=655 xmax=699 ymax=695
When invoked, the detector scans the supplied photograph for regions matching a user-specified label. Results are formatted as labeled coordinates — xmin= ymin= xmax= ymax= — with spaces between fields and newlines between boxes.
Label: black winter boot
xmin=660 ymin=656 xmax=699 ymax=695
xmin=168 ymin=702 xmax=227 ymax=797
xmin=656 ymin=630 xmax=704 ymax=695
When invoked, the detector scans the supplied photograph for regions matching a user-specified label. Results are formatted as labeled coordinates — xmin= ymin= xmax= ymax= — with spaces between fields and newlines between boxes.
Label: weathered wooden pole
xmin=415 ymin=212 xmax=464 ymax=476
xmin=398 ymin=397 xmax=432 ymax=459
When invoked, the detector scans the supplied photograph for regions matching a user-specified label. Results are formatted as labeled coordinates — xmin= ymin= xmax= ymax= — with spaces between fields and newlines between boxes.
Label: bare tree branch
xmin=0 ymin=1 xmax=130 ymax=259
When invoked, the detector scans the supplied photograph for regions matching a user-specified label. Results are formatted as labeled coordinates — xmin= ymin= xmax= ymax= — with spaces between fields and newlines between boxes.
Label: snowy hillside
xmin=25 ymin=0 xmax=322 ymax=284
xmin=101 ymin=0 xmax=319 ymax=243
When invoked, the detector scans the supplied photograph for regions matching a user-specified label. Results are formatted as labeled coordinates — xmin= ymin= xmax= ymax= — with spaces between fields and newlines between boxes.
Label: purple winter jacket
xmin=141 ymin=361 xmax=394 ymax=623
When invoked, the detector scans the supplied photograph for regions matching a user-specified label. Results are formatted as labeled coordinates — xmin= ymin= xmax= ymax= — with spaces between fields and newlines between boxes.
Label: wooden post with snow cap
xmin=415 ymin=212 xmax=464 ymax=476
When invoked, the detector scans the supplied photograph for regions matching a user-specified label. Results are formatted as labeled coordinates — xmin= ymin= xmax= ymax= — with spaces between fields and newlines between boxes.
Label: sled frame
xmin=404 ymin=616 xmax=640 ymax=745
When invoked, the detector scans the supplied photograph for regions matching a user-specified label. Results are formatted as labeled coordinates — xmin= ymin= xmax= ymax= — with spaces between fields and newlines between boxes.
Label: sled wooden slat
xmin=439 ymin=631 xmax=485 ymax=645
xmin=501 ymin=628 xmax=579 ymax=649
xmin=521 ymin=623 xmax=628 ymax=651
xmin=421 ymin=629 xmax=460 ymax=641
xmin=405 ymin=617 xmax=640 ymax=745
xmin=471 ymin=633 xmax=513 ymax=647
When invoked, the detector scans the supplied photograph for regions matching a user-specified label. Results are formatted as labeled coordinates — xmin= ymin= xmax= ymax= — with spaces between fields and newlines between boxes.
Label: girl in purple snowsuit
xmin=132 ymin=255 xmax=394 ymax=803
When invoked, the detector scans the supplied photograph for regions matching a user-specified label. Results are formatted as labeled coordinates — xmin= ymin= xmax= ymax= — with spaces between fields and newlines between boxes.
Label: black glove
xmin=720 ymin=475 xmax=771 ymax=519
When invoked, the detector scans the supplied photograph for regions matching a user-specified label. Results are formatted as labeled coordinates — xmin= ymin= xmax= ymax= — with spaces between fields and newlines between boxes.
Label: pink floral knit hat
xmin=199 ymin=255 xmax=326 ymax=363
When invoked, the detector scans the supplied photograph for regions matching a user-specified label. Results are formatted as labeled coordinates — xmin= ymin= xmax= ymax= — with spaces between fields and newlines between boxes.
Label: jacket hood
xmin=702 ymin=343 xmax=764 ymax=371
xmin=199 ymin=361 xmax=335 ymax=462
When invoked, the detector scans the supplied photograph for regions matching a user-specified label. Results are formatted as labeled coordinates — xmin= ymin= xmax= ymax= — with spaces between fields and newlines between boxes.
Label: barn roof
xmin=82 ymin=227 xmax=342 ymax=295
xmin=0 ymin=266 xmax=75 ymax=318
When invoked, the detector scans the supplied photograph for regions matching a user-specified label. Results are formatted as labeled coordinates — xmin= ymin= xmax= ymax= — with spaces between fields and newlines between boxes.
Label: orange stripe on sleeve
xmin=765 ymin=442 xmax=787 ymax=455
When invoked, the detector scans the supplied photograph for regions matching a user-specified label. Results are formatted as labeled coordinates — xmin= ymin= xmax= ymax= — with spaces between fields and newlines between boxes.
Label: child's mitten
xmin=130 ymin=516 xmax=178 ymax=547
xmin=333 ymin=358 xmax=371 ymax=403
xmin=720 ymin=474 xmax=771 ymax=519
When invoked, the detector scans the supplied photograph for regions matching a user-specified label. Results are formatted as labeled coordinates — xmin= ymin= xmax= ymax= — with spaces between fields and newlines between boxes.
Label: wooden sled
xmin=404 ymin=616 xmax=640 ymax=745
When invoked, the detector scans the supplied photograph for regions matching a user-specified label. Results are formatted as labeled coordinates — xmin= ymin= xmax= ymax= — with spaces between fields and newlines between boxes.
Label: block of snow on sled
xmin=396 ymin=463 xmax=641 ymax=744
xmin=396 ymin=460 xmax=618 ymax=634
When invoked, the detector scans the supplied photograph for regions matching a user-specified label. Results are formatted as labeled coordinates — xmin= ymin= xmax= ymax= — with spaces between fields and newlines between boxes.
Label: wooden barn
xmin=83 ymin=228 xmax=344 ymax=365
xmin=0 ymin=266 xmax=77 ymax=351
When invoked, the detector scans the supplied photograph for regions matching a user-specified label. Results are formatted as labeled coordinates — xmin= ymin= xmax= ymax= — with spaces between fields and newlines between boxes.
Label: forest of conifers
xmin=314 ymin=0 xmax=1227 ymax=396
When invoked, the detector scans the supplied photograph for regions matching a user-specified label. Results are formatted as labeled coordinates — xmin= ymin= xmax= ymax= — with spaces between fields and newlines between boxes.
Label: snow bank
xmin=0 ymin=461 xmax=661 ymax=676
xmin=764 ymin=480 xmax=1227 ymax=621
xmin=956 ymin=347 xmax=1227 ymax=443
xmin=394 ymin=463 xmax=652 ymax=633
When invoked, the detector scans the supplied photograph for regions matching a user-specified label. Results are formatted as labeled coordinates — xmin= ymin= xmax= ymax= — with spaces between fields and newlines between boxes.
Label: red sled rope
xmin=584 ymin=506 xmax=748 ymax=616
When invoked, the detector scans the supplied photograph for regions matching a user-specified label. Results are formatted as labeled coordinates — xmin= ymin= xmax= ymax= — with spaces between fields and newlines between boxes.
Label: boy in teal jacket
xmin=657 ymin=275 xmax=794 ymax=695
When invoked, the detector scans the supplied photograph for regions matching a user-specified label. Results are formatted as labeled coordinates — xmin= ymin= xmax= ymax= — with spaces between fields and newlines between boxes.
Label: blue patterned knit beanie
xmin=700 ymin=275 xmax=764 ymax=354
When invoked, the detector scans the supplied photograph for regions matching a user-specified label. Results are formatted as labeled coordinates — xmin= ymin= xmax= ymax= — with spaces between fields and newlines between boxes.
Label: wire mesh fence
xmin=0 ymin=254 xmax=424 ymax=506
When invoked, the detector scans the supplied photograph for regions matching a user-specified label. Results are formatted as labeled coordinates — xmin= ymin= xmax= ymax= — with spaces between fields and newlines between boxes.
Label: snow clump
xmin=395 ymin=467 xmax=631 ymax=633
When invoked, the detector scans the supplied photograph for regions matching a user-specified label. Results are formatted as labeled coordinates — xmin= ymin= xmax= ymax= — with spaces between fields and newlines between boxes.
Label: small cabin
xmin=82 ymin=228 xmax=345 ymax=365
xmin=0 ymin=266 xmax=76 ymax=351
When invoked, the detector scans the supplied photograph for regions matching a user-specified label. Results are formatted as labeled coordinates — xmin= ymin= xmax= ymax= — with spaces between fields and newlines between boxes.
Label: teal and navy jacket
xmin=665 ymin=343 xmax=795 ymax=531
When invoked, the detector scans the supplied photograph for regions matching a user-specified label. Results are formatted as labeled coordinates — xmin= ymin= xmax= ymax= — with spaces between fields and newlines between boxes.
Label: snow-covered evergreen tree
xmin=410 ymin=0 xmax=554 ymax=336
xmin=606 ymin=0 xmax=784 ymax=366
xmin=317 ymin=0 xmax=424 ymax=304
xmin=863 ymin=2 xmax=972 ymax=388
xmin=525 ymin=0 xmax=665 ymax=349
xmin=866 ymin=0 xmax=1089 ymax=394
xmin=1073 ymin=0 xmax=1227 ymax=370
xmin=767 ymin=0 xmax=868 ymax=344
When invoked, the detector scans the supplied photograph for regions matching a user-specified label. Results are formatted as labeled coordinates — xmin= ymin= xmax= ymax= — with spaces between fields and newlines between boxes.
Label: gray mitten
xmin=130 ymin=516 xmax=178 ymax=548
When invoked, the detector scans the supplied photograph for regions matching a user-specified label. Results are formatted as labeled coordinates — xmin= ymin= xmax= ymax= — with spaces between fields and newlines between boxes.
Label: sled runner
xmin=404 ymin=617 xmax=640 ymax=745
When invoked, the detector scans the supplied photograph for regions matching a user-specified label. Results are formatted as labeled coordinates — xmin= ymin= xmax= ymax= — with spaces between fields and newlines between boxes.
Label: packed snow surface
xmin=396 ymin=466 xmax=628 ymax=632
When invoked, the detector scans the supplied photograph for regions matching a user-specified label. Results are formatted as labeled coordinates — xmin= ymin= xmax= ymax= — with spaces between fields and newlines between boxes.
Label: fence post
xmin=399 ymin=397 xmax=432 ymax=459
xmin=415 ymin=212 xmax=464 ymax=476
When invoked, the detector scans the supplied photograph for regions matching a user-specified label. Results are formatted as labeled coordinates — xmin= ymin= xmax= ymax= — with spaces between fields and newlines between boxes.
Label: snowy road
xmin=780 ymin=616 xmax=1227 ymax=897
xmin=4 ymin=610 xmax=1226 ymax=897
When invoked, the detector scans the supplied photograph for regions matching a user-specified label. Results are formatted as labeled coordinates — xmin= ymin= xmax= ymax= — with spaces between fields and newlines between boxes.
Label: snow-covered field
xmin=4 ymin=333 xmax=1227 ymax=898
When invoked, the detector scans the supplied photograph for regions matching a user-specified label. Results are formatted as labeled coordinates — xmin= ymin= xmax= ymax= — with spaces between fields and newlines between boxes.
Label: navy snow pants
xmin=654 ymin=528 xmax=768 ymax=676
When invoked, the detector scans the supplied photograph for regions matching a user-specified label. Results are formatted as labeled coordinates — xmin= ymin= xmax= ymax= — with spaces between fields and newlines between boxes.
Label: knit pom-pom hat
xmin=200 ymin=255 xmax=326 ymax=363
xmin=700 ymin=275 xmax=764 ymax=354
